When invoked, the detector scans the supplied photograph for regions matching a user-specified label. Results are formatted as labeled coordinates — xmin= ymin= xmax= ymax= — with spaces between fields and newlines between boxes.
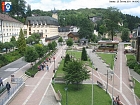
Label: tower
xmin=52 ymin=8 xmax=58 ymax=20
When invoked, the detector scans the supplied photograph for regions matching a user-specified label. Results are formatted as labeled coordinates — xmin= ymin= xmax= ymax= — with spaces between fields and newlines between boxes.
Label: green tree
xmin=44 ymin=45 xmax=49 ymax=54
xmin=64 ymin=54 xmax=71 ymax=67
xmin=78 ymin=17 xmax=94 ymax=40
xmin=10 ymin=0 xmax=26 ymax=17
xmin=52 ymin=41 xmax=57 ymax=49
xmin=121 ymin=28 xmax=130 ymax=42
xmin=25 ymin=46 xmax=38 ymax=63
xmin=10 ymin=36 xmax=16 ymax=42
xmin=58 ymin=37 xmax=63 ymax=45
xmin=26 ymin=36 xmax=34 ymax=45
xmin=99 ymin=25 xmax=107 ymax=35
xmin=17 ymin=29 xmax=26 ymax=55
xmin=26 ymin=4 xmax=32 ymax=17
xmin=81 ymin=47 xmax=87 ymax=61
xmin=48 ymin=42 xmax=53 ymax=51
xmin=66 ymin=38 xmax=73 ymax=47
xmin=3 ymin=42 xmax=11 ymax=53
xmin=63 ymin=60 xmax=90 ymax=89
xmin=34 ymin=44 xmax=45 ymax=58
xmin=10 ymin=36 xmax=16 ymax=50
xmin=0 ymin=42 xmax=4 ymax=52
xmin=104 ymin=7 xmax=121 ymax=40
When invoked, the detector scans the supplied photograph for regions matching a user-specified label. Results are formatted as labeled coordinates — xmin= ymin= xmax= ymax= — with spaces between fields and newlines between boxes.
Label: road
xmin=0 ymin=57 xmax=28 ymax=79
xmin=86 ymin=43 xmax=139 ymax=105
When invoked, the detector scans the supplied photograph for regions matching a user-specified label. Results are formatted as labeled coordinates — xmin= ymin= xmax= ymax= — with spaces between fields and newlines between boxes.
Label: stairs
xmin=21 ymin=74 xmax=30 ymax=81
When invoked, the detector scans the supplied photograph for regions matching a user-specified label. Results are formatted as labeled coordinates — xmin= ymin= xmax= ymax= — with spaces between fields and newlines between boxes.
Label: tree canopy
xmin=121 ymin=28 xmax=130 ymax=42
xmin=78 ymin=17 xmax=94 ymax=40
xmin=25 ymin=46 xmax=38 ymax=62
xmin=17 ymin=29 xmax=26 ymax=55
xmin=63 ymin=60 xmax=90 ymax=88
xmin=103 ymin=7 xmax=121 ymax=40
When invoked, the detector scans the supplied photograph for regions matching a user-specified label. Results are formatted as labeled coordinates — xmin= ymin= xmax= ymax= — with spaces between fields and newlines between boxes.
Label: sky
xmin=25 ymin=0 xmax=140 ymax=17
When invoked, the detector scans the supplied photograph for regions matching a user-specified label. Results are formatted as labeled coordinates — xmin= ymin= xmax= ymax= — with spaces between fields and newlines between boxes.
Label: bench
xmin=97 ymin=81 xmax=105 ymax=89
xmin=54 ymin=90 xmax=62 ymax=102
xmin=130 ymin=82 xmax=134 ymax=88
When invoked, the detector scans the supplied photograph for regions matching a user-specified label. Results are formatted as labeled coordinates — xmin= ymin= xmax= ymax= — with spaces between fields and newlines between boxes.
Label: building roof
xmin=58 ymin=26 xmax=71 ymax=32
xmin=45 ymin=35 xmax=59 ymax=40
xmin=98 ymin=40 xmax=119 ymax=44
xmin=0 ymin=13 xmax=22 ymax=23
xmin=68 ymin=32 xmax=79 ymax=36
xmin=25 ymin=16 xmax=59 ymax=26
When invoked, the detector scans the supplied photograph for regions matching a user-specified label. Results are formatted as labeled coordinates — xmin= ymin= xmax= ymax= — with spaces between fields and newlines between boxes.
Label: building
xmin=136 ymin=25 xmax=140 ymax=62
xmin=25 ymin=15 xmax=59 ymax=44
xmin=67 ymin=32 xmax=79 ymax=42
xmin=52 ymin=8 xmax=58 ymax=20
xmin=0 ymin=13 xmax=24 ymax=43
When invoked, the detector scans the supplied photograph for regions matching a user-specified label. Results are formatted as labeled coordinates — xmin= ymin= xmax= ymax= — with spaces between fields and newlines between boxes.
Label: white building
xmin=25 ymin=15 xmax=59 ymax=44
xmin=0 ymin=13 xmax=24 ymax=43
xmin=69 ymin=26 xmax=79 ymax=32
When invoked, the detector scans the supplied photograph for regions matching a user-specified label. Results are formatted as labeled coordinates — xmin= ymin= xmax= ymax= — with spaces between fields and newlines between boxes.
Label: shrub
xmin=127 ymin=59 xmax=137 ymax=69
xmin=0 ymin=86 xmax=6 ymax=94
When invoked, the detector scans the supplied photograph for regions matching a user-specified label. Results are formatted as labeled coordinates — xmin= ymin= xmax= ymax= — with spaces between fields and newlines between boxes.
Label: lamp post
xmin=112 ymin=55 xmax=117 ymax=105
xmin=106 ymin=70 xmax=109 ymax=94
xmin=53 ymin=57 xmax=55 ymax=73
xmin=64 ymin=87 xmax=68 ymax=105
xmin=89 ymin=50 xmax=94 ymax=105
xmin=91 ymin=61 xmax=94 ymax=105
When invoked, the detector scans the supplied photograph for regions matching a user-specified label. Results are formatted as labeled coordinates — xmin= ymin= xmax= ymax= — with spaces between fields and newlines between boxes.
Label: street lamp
xmin=91 ymin=61 xmax=94 ymax=105
xmin=64 ymin=86 xmax=68 ymax=105
xmin=106 ymin=70 xmax=109 ymax=94
xmin=89 ymin=50 xmax=94 ymax=105
xmin=53 ymin=57 xmax=55 ymax=73
xmin=112 ymin=56 xmax=117 ymax=105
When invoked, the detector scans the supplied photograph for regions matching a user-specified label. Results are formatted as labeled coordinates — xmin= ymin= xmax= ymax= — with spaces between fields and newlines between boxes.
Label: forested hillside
xmin=0 ymin=0 xmax=140 ymax=31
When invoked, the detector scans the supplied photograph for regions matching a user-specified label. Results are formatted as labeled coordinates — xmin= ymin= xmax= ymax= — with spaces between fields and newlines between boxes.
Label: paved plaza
xmin=0 ymin=43 xmax=140 ymax=105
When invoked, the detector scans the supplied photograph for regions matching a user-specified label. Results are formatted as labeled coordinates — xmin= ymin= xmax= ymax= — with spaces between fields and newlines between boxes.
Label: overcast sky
xmin=25 ymin=0 xmax=140 ymax=17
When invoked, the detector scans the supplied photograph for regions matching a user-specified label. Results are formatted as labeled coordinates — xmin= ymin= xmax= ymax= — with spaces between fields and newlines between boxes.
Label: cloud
xmin=121 ymin=6 xmax=140 ymax=16
xmin=25 ymin=0 xmax=140 ymax=17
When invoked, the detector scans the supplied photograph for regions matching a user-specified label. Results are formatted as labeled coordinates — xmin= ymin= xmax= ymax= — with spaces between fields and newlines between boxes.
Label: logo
xmin=1 ymin=2 xmax=12 ymax=12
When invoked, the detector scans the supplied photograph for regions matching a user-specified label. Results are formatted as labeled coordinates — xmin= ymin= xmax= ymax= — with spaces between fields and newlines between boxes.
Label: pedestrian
xmin=49 ymin=58 xmax=51 ymax=63
xmin=0 ymin=77 xmax=3 ymax=86
xmin=46 ymin=58 xmax=48 ymax=62
xmin=42 ymin=63 xmax=44 ymax=70
xmin=46 ymin=65 xmax=49 ymax=71
xmin=6 ymin=82 xmax=11 ymax=93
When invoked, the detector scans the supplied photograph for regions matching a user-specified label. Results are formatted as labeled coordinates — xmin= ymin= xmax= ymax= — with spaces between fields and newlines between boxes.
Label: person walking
xmin=6 ymin=82 xmax=11 ymax=93
xmin=0 ymin=77 xmax=3 ymax=87
xmin=46 ymin=65 xmax=49 ymax=71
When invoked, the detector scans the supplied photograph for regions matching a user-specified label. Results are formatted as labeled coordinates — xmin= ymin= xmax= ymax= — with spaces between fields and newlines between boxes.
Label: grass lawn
xmin=67 ymin=50 xmax=81 ymax=60
xmin=134 ymin=79 xmax=140 ymax=98
xmin=67 ymin=50 xmax=92 ymax=67
xmin=55 ymin=50 xmax=93 ymax=77
xmin=55 ymin=59 xmax=65 ymax=77
xmin=97 ymin=53 xmax=115 ymax=69
xmin=126 ymin=54 xmax=136 ymax=60
xmin=53 ymin=83 xmax=111 ymax=105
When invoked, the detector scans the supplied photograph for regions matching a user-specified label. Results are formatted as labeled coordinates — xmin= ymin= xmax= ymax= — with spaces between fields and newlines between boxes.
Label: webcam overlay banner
xmin=2 ymin=2 xmax=12 ymax=12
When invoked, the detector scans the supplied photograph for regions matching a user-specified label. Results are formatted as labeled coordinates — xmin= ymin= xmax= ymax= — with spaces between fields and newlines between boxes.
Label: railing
xmin=0 ymin=78 xmax=24 ymax=105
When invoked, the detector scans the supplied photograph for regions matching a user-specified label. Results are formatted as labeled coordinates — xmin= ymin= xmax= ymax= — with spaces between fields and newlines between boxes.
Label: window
xmin=45 ymin=30 xmax=47 ymax=32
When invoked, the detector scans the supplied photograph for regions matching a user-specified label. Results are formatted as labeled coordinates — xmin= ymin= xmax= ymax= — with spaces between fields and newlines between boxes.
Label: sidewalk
xmin=87 ymin=43 xmax=140 ymax=105
xmin=0 ymin=46 xmax=65 ymax=105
